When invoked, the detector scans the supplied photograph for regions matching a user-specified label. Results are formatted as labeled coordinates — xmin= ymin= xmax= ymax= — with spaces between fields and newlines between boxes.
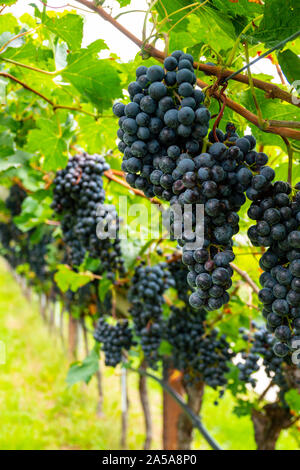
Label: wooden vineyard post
xmin=139 ymin=360 xmax=152 ymax=450
xmin=120 ymin=367 xmax=129 ymax=448
xmin=162 ymin=359 xmax=185 ymax=450
xmin=177 ymin=382 xmax=205 ymax=450
xmin=68 ymin=314 xmax=78 ymax=361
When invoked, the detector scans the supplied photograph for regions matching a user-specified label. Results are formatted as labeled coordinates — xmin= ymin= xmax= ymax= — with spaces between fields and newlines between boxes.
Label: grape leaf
xmin=155 ymin=0 xmax=192 ymax=32
xmin=285 ymin=389 xmax=300 ymax=414
xmin=2 ymin=40 xmax=53 ymax=68
xmin=0 ymin=13 xmax=18 ymax=34
xmin=13 ymin=194 xmax=53 ymax=231
xmin=43 ymin=13 xmax=83 ymax=51
xmin=116 ymin=0 xmax=131 ymax=6
xmin=98 ymin=273 xmax=113 ymax=302
xmin=54 ymin=264 xmax=93 ymax=293
xmin=0 ymin=150 xmax=31 ymax=172
xmin=66 ymin=348 xmax=99 ymax=386
xmin=0 ymin=0 xmax=17 ymax=5
xmin=184 ymin=11 xmax=235 ymax=53
xmin=278 ymin=49 xmax=300 ymax=85
xmin=62 ymin=40 xmax=122 ymax=112
xmin=0 ymin=131 xmax=14 ymax=157
xmin=76 ymin=115 xmax=117 ymax=154
xmin=253 ymin=0 xmax=300 ymax=47
xmin=211 ymin=0 xmax=262 ymax=18
xmin=240 ymin=88 xmax=300 ymax=148
xmin=26 ymin=118 xmax=68 ymax=171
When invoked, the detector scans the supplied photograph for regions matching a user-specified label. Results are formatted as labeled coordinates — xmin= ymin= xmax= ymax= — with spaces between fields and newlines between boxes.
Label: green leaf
xmin=98 ymin=273 xmax=113 ymax=303
xmin=233 ymin=400 xmax=254 ymax=418
xmin=285 ymin=389 xmax=300 ymax=413
xmin=240 ymin=88 xmax=300 ymax=148
xmin=26 ymin=118 xmax=68 ymax=171
xmin=158 ymin=340 xmax=173 ymax=356
xmin=0 ymin=13 xmax=18 ymax=34
xmin=211 ymin=0 xmax=262 ymax=19
xmin=156 ymin=1 xmax=236 ymax=49
xmin=0 ymin=0 xmax=17 ymax=5
xmin=54 ymin=265 xmax=93 ymax=293
xmin=253 ymin=0 xmax=300 ymax=47
xmin=13 ymin=193 xmax=53 ymax=231
xmin=0 ymin=150 xmax=31 ymax=172
xmin=278 ymin=49 xmax=300 ymax=84
xmin=116 ymin=0 xmax=131 ymax=6
xmin=155 ymin=0 xmax=193 ymax=32
xmin=0 ymin=131 xmax=14 ymax=157
xmin=43 ymin=13 xmax=83 ymax=51
xmin=2 ymin=40 xmax=53 ymax=66
xmin=62 ymin=40 xmax=122 ymax=111
xmin=66 ymin=348 xmax=99 ymax=386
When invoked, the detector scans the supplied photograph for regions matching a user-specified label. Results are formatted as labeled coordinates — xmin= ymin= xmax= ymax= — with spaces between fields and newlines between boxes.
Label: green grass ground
xmin=0 ymin=259 xmax=298 ymax=450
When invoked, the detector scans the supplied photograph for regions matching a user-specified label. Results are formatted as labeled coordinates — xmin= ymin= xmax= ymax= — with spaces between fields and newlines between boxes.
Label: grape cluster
xmin=52 ymin=153 xmax=125 ymax=278
xmin=113 ymin=50 xmax=210 ymax=201
xmin=112 ymin=50 xmax=269 ymax=313
xmin=248 ymin=182 xmax=300 ymax=357
xmin=177 ymin=135 xmax=258 ymax=310
xmin=0 ymin=221 xmax=24 ymax=268
xmin=0 ymin=185 xmax=28 ymax=268
xmin=128 ymin=261 xmax=174 ymax=367
xmin=175 ymin=131 xmax=283 ymax=311
xmin=94 ymin=318 xmax=133 ymax=366
xmin=26 ymin=231 xmax=53 ymax=281
xmin=238 ymin=326 xmax=289 ymax=395
xmin=167 ymin=305 xmax=232 ymax=393
xmin=5 ymin=184 xmax=27 ymax=216
xmin=167 ymin=257 xmax=191 ymax=305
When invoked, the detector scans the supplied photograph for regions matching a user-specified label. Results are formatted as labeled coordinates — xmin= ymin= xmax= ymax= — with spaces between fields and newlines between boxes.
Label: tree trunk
xmin=68 ymin=315 xmax=78 ymax=361
xmin=59 ymin=306 xmax=65 ymax=351
xmin=252 ymin=365 xmax=300 ymax=450
xmin=49 ymin=302 xmax=55 ymax=333
xmin=120 ymin=367 xmax=129 ymax=448
xmin=251 ymin=404 xmax=292 ymax=450
xmin=81 ymin=318 xmax=89 ymax=356
xmin=138 ymin=361 xmax=152 ymax=450
xmin=95 ymin=367 xmax=104 ymax=417
xmin=177 ymin=382 xmax=205 ymax=450
xmin=162 ymin=360 xmax=185 ymax=450
xmin=39 ymin=293 xmax=47 ymax=322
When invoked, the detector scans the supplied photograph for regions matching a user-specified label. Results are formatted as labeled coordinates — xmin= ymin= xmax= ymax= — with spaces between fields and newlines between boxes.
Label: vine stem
xmin=0 ymin=72 xmax=99 ymax=118
xmin=211 ymin=85 xmax=300 ymax=140
xmin=0 ymin=27 xmax=40 ymax=54
xmin=114 ymin=10 xmax=147 ymax=20
xmin=0 ymin=57 xmax=57 ymax=76
xmin=158 ymin=2 xmax=200 ymax=29
xmin=281 ymin=136 xmax=293 ymax=185
xmin=75 ymin=0 xmax=299 ymax=109
xmin=166 ymin=252 xmax=260 ymax=295
xmin=138 ymin=360 xmax=152 ymax=450
xmin=103 ymin=170 xmax=162 ymax=207
xmin=245 ymin=42 xmax=264 ymax=128
xmin=74 ymin=0 xmax=300 ymax=141
xmin=166 ymin=0 xmax=210 ymax=35
xmin=212 ymin=84 xmax=228 ymax=141
xmin=227 ymin=14 xmax=263 ymax=67
xmin=230 ymin=263 xmax=259 ymax=294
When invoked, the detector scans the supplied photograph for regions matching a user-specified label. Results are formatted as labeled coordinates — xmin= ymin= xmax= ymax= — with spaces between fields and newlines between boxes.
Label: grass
xmin=0 ymin=258 xmax=298 ymax=450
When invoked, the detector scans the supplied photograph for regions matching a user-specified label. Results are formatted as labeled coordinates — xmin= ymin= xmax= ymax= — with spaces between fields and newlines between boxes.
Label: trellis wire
xmin=222 ymin=30 xmax=300 ymax=84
